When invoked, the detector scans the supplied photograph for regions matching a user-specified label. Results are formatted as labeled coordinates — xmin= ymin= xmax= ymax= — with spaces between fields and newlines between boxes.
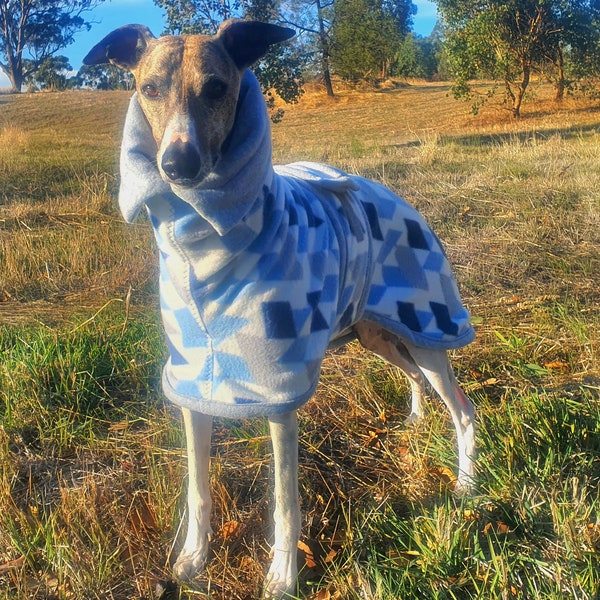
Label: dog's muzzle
xmin=161 ymin=140 xmax=203 ymax=183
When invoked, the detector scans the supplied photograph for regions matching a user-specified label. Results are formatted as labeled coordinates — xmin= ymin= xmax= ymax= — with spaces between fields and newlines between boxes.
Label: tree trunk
xmin=321 ymin=53 xmax=334 ymax=97
xmin=316 ymin=0 xmax=334 ymax=97
xmin=2 ymin=32 xmax=22 ymax=92
xmin=554 ymin=47 xmax=565 ymax=103
xmin=512 ymin=58 xmax=531 ymax=118
xmin=7 ymin=69 xmax=23 ymax=92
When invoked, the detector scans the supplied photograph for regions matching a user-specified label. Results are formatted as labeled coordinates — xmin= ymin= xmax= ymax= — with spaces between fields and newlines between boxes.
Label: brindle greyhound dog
xmin=84 ymin=20 xmax=476 ymax=598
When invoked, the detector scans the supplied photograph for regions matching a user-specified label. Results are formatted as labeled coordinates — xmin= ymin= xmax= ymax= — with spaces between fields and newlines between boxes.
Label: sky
xmin=0 ymin=0 xmax=438 ymax=89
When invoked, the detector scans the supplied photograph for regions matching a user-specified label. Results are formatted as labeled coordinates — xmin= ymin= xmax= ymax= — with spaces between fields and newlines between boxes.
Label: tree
xmin=75 ymin=63 xmax=134 ymax=90
xmin=542 ymin=0 xmax=600 ymax=101
xmin=436 ymin=0 xmax=545 ymax=117
xmin=24 ymin=55 xmax=72 ymax=90
xmin=565 ymin=16 xmax=600 ymax=98
xmin=394 ymin=32 xmax=440 ymax=79
xmin=330 ymin=0 xmax=415 ymax=82
xmin=0 ymin=0 xmax=102 ymax=93
xmin=154 ymin=0 xmax=305 ymax=114
xmin=155 ymin=0 xmax=240 ymax=34
xmin=436 ymin=0 xmax=600 ymax=117
xmin=279 ymin=0 xmax=336 ymax=96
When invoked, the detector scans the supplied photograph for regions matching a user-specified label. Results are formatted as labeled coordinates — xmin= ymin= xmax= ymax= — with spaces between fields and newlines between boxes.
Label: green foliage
xmin=156 ymin=0 xmax=242 ymax=34
xmin=350 ymin=387 xmax=600 ymax=599
xmin=394 ymin=33 xmax=440 ymax=79
xmin=436 ymin=0 xmax=600 ymax=116
xmin=23 ymin=56 xmax=73 ymax=91
xmin=330 ymin=0 xmax=404 ymax=81
xmin=0 ymin=308 xmax=165 ymax=445
xmin=75 ymin=64 xmax=134 ymax=90
xmin=554 ymin=1 xmax=600 ymax=98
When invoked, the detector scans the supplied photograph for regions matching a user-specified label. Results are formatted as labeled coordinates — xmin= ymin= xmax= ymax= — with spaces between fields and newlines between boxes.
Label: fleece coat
xmin=119 ymin=70 xmax=475 ymax=418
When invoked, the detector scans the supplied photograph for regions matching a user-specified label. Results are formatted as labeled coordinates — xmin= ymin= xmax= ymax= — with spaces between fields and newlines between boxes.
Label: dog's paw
xmin=173 ymin=546 xmax=209 ymax=583
xmin=263 ymin=549 xmax=297 ymax=599
xmin=453 ymin=475 xmax=475 ymax=496
xmin=404 ymin=412 xmax=422 ymax=426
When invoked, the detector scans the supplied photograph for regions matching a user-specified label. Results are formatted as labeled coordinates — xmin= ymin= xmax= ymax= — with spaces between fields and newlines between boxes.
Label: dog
xmin=84 ymin=19 xmax=476 ymax=598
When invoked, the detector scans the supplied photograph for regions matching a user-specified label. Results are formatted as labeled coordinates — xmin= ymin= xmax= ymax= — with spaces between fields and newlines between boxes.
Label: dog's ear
xmin=83 ymin=24 xmax=155 ymax=70
xmin=217 ymin=19 xmax=295 ymax=69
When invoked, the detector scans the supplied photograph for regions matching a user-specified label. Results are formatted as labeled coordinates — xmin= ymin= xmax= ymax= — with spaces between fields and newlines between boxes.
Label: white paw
xmin=173 ymin=545 xmax=209 ymax=582
xmin=454 ymin=475 xmax=475 ymax=496
xmin=264 ymin=549 xmax=297 ymax=598
xmin=404 ymin=412 xmax=422 ymax=426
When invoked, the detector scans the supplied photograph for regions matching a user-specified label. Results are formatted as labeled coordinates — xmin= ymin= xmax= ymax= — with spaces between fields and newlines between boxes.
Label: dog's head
xmin=84 ymin=20 xmax=294 ymax=186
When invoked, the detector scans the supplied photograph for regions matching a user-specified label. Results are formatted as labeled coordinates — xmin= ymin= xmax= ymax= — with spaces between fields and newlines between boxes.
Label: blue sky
xmin=0 ymin=0 xmax=438 ymax=88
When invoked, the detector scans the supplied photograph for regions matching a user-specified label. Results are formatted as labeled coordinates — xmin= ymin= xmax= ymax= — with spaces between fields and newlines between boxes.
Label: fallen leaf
xmin=364 ymin=428 xmax=387 ymax=447
xmin=432 ymin=466 xmax=457 ymax=484
xmin=483 ymin=521 xmax=511 ymax=536
xmin=219 ymin=520 xmax=241 ymax=540
xmin=128 ymin=493 xmax=158 ymax=536
xmin=543 ymin=360 xmax=569 ymax=371
xmin=297 ymin=540 xmax=317 ymax=568
xmin=470 ymin=377 xmax=499 ymax=390
xmin=0 ymin=556 xmax=25 ymax=575
xmin=496 ymin=522 xmax=510 ymax=534
xmin=324 ymin=548 xmax=338 ymax=563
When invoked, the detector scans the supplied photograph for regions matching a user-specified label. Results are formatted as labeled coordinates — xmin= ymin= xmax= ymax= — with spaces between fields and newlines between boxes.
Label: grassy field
xmin=0 ymin=81 xmax=599 ymax=599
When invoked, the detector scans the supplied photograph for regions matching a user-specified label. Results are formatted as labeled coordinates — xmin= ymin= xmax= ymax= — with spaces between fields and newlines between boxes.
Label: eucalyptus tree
xmin=0 ymin=0 xmax=101 ymax=92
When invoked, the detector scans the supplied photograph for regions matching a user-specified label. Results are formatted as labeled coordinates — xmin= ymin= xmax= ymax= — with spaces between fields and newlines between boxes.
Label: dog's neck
xmin=119 ymin=70 xmax=274 ymax=236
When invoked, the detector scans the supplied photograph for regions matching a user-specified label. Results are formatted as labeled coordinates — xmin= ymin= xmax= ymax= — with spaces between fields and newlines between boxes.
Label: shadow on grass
xmin=395 ymin=121 xmax=600 ymax=150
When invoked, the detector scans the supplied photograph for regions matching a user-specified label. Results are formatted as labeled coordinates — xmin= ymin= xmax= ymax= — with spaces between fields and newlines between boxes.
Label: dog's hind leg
xmin=354 ymin=321 xmax=426 ymax=425
xmin=264 ymin=411 xmax=301 ymax=598
xmin=404 ymin=342 xmax=475 ymax=492
xmin=355 ymin=320 xmax=475 ymax=493
xmin=173 ymin=408 xmax=214 ymax=582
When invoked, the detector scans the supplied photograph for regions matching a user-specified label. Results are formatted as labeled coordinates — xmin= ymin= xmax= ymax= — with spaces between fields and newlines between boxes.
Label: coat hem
xmin=161 ymin=368 xmax=316 ymax=418
xmin=361 ymin=311 xmax=476 ymax=350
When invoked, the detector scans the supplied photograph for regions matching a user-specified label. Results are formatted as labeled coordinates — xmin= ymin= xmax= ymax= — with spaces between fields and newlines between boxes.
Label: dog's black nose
xmin=161 ymin=140 xmax=202 ymax=182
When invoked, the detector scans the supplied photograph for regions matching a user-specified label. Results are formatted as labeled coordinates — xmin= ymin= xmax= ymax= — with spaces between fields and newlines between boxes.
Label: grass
xmin=0 ymin=82 xmax=599 ymax=599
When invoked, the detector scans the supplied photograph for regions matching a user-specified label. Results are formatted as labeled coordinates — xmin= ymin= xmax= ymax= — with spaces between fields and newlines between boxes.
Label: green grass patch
xmin=0 ymin=305 xmax=165 ymax=444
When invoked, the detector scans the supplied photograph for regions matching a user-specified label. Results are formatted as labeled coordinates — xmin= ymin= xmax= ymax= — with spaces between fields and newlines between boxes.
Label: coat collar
xmin=119 ymin=70 xmax=273 ymax=236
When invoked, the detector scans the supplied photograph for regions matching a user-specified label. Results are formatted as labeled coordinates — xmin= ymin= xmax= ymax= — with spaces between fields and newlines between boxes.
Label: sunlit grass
xmin=0 ymin=82 xmax=599 ymax=598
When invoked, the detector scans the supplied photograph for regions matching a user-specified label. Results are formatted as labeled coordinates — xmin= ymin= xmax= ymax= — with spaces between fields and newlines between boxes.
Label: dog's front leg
xmin=173 ymin=408 xmax=214 ymax=582
xmin=265 ymin=411 xmax=301 ymax=598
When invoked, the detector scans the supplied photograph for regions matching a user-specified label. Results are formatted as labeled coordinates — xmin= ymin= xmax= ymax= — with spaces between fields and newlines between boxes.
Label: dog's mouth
xmin=160 ymin=170 xmax=207 ymax=188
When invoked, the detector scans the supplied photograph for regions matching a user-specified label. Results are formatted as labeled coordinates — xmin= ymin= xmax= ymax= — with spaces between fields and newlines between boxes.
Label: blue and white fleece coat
xmin=119 ymin=70 xmax=475 ymax=418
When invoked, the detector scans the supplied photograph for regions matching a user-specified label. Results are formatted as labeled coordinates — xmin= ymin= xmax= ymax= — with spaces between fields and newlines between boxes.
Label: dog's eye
xmin=141 ymin=83 xmax=160 ymax=98
xmin=202 ymin=78 xmax=227 ymax=100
